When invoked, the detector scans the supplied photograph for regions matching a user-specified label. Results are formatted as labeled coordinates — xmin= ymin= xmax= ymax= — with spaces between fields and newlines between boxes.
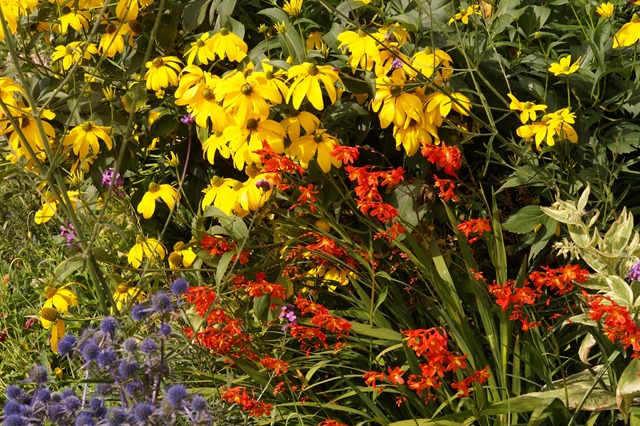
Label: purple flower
xmin=180 ymin=113 xmax=195 ymax=125
xmin=278 ymin=304 xmax=297 ymax=331
xmin=255 ymin=178 xmax=273 ymax=191
xmin=165 ymin=384 xmax=188 ymax=408
xmin=100 ymin=317 xmax=118 ymax=335
xmin=391 ymin=58 xmax=403 ymax=69
xmin=628 ymin=261 xmax=640 ymax=281
xmin=133 ymin=403 xmax=154 ymax=422
xmin=101 ymin=168 xmax=124 ymax=194
xmin=151 ymin=292 xmax=172 ymax=313
xmin=28 ymin=365 xmax=48 ymax=384
xmin=57 ymin=334 xmax=77 ymax=356
xmin=170 ymin=278 xmax=188 ymax=295
xmin=60 ymin=222 xmax=79 ymax=249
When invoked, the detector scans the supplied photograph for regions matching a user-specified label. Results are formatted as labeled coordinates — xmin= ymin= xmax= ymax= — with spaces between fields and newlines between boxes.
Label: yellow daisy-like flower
xmin=43 ymin=283 xmax=78 ymax=315
xmin=127 ymin=236 xmax=167 ymax=268
xmin=52 ymin=42 xmax=98 ymax=71
xmin=282 ymin=0 xmax=302 ymax=16
xmin=112 ymin=283 xmax=145 ymax=312
xmin=5 ymin=107 xmax=56 ymax=164
xmin=408 ymin=47 xmax=453 ymax=82
xmin=137 ymin=182 xmax=179 ymax=219
xmin=281 ymin=110 xmax=320 ymax=140
xmin=614 ymin=14 xmax=640 ymax=48
xmin=448 ymin=5 xmax=482 ymax=25
xmin=201 ymin=176 xmax=242 ymax=215
xmin=184 ymin=33 xmax=216 ymax=65
xmin=596 ymin=2 xmax=614 ymax=19
xmin=393 ymin=119 xmax=438 ymax=156
xmin=370 ymin=74 xmax=423 ymax=129
xmin=34 ymin=190 xmax=80 ymax=224
xmin=516 ymin=108 xmax=578 ymax=150
xmin=175 ymin=72 xmax=228 ymax=131
xmin=548 ymin=55 xmax=581 ymax=76
xmin=63 ymin=122 xmax=113 ymax=158
xmin=224 ymin=118 xmax=286 ymax=170
xmin=425 ymin=91 xmax=472 ymax=124
xmin=286 ymin=62 xmax=342 ymax=111
xmin=215 ymin=71 xmax=281 ymax=126
xmin=307 ymin=265 xmax=353 ymax=291
xmin=288 ymin=129 xmax=342 ymax=173
xmin=99 ymin=22 xmax=129 ymax=58
xmin=39 ymin=306 xmax=65 ymax=354
xmin=59 ymin=9 xmax=90 ymax=34
xmin=306 ymin=31 xmax=328 ymax=54
xmin=202 ymin=131 xmax=231 ymax=164
xmin=337 ymin=29 xmax=381 ymax=72
xmin=116 ymin=0 xmax=139 ymax=21
xmin=168 ymin=241 xmax=197 ymax=269
xmin=209 ymin=27 xmax=248 ymax=62
xmin=234 ymin=172 xmax=277 ymax=216
xmin=507 ymin=94 xmax=547 ymax=124
xmin=255 ymin=60 xmax=288 ymax=103
xmin=144 ymin=56 xmax=183 ymax=91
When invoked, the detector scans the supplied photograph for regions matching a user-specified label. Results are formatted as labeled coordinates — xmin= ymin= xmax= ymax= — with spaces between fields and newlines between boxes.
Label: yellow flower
xmin=255 ymin=60 xmax=288 ymax=103
xmin=224 ymin=118 xmax=286 ymax=170
xmin=127 ymin=236 xmax=167 ymax=268
xmin=137 ymin=182 xmax=179 ymax=219
xmin=548 ymin=55 xmax=581 ymax=76
xmin=63 ymin=122 xmax=113 ymax=158
xmin=283 ymin=0 xmax=302 ymax=16
xmin=112 ymin=283 xmax=145 ymax=311
xmin=116 ymin=0 xmax=139 ymax=21
xmin=235 ymin=172 xmax=277 ymax=215
xmin=306 ymin=31 xmax=328 ymax=54
xmin=5 ymin=107 xmax=56 ymax=165
xmin=307 ymin=265 xmax=354 ymax=291
xmin=286 ymin=62 xmax=342 ymax=111
xmin=337 ymin=29 xmax=381 ymax=71
xmin=99 ymin=22 xmax=129 ymax=58
xmin=448 ymin=5 xmax=482 ymax=25
xmin=59 ymin=9 xmax=90 ymax=34
xmin=144 ymin=56 xmax=183 ymax=91
xmin=102 ymin=85 xmax=117 ymax=101
xmin=202 ymin=131 xmax=231 ymax=164
xmin=408 ymin=47 xmax=453 ymax=82
xmin=52 ymin=42 xmax=98 ymax=71
xmin=371 ymin=74 xmax=423 ymax=129
xmin=175 ymin=72 xmax=227 ymax=130
xmin=516 ymin=108 xmax=578 ymax=150
xmin=288 ymin=129 xmax=342 ymax=173
xmin=215 ymin=71 xmax=281 ymax=126
xmin=596 ymin=2 xmax=614 ymax=19
xmin=43 ymin=283 xmax=78 ymax=315
xmin=393 ymin=120 xmax=438 ymax=156
xmin=614 ymin=14 xmax=640 ymax=48
xmin=168 ymin=241 xmax=197 ymax=269
xmin=201 ymin=176 xmax=242 ymax=215
xmin=39 ymin=306 xmax=65 ymax=354
xmin=274 ymin=21 xmax=287 ymax=34
xmin=184 ymin=33 xmax=216 ymax=65
xmin=507 ymin=94 xmax=547 ymax=124
xmin=209 ymin=27 xmax=248 ymax=62
xmin=281 ymin=110 xmax=320 ymax=140
xmin=425 ymin=91 xmax=472 ymax=123
xmin=34 ymin=190 xmax=80 ymax=224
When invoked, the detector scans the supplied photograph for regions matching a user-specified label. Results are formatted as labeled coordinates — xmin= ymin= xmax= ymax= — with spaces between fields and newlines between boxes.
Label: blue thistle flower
xmin=5 ymin=385 xmax=23 ymax=400
xmin=191 ymin=395 xmax=207 ymax=411
xmin=100 ymin=317 xmax=118 ymax=335
xmin=165 ymin=384 xmax=188 ymax=408
xmin=141 ymin=338 xmax=158 ymax=353
xmin=48 ymin=403 xmax=65 ymax=422
xmin=118 ymin=360 xmax=139 ymax=379
xmin=35 ymin=388 xmax=51 ymax=403
xmin=97 ymin=350 xmax=117 ymax=368
xmin=3 ymin=400 xmax=25 ymax=416
xmin=123 ymin=337 xmax=139 ymax=353
xmin=28 ymin=365 xmax=48 ymax=384
xmin=74 ymin=410 xmax=95 ymax=426
xmin=57 ymin=334 xmax=77 ymax=356
xmin=159 ymin=323 xmax=172 ymax=337
xmin=63 ymin=395 xmax=81 ymax=412
xmin=151 ymin=292 xmax=172 ymax=313
xmin=133 ymin=402 xmax=154 ymax=422
xmin=3 ymin=414 xmax=27 ymax=426
xmin=170 ymin=278 xmax=189 ymax=295
xmin=81 ymin=342 xmax=100 ymax=363
xmin=106 ymin=407 xmax=129 ymax=426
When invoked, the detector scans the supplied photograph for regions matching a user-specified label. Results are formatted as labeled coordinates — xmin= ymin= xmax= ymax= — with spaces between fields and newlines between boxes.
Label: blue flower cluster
xmin=1 ymin=278 xmax=213 ymax=425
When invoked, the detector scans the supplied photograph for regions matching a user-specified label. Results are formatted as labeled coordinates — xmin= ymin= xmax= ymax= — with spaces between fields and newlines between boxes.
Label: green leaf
xmin=348 ymin=321 xmax=403 ymax=342
xmin=617 ymin=359 xmax=640 ymax=421
xmin=604 ymin=123 xmax=640 ymax=154
xmin=53 ymin=256 xmax=85 ymax=281
xmin=601 ymin=208 xmax=634 ymax=254
xmin=182 ymin=0 xmax=213 ymax=31
xmin=502 ymin=205 xmax=546 ymax=234
xmin=607 ymin=275 xmax=634 ymax=307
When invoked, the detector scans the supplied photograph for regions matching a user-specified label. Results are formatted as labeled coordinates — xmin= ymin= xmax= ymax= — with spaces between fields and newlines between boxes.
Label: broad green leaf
xmin=601 ymin=208 xmax=634 ymax=254
xmin=502 ymin=205 xmax=546 ymax=234
xmin=607 ymin=275 xmax=634 ymax=307
xmin=579 ymin=333 xmax=597 ymax=365
xmin=390 ymin=421 xmax=463 ymax=426
xmin=348 ymin=321 xmax=403 ymax=342
xmin=617 ymin=359 xmax=640 ymax=421
xmin=215 ymin=251 xmax=234 ymax=286
xmin=182 ymin=0 xmax=212 ymax=31
xmin=53 ymin=256 xmax=85 ymax=281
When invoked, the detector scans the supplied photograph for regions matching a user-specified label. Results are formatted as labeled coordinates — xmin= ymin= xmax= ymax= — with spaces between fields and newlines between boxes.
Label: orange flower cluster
xmin=220 ymin=386 xmax=273 ymax=417
xmin=260 ymin=355 xmax=289 ymax=376
xmin=183 ymin=286 xmax=256 ymax=361
xmin=233 ymin=273 xmax=287 ymax=301
xmin=289 ymin=296 xmax=352 ymax=356
xmin=345 ymin=165 xmax=405 ymax=224
xmin=318 ymin=421 xmax=348 ymax=426
xmin=457 ymin=218 xmax=491 ymax=244
xmin=201 ymin=234 xmax=249 ymax=264
xmin=488 ymin=264 xmax=590 ymax=331
xmin=586 ymin=294 xmax=640 ymax=356
xmin=359 ymin=328 xmax=490 ymax=399
xmin=421 ymin=143 xmax=462 ymax=177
